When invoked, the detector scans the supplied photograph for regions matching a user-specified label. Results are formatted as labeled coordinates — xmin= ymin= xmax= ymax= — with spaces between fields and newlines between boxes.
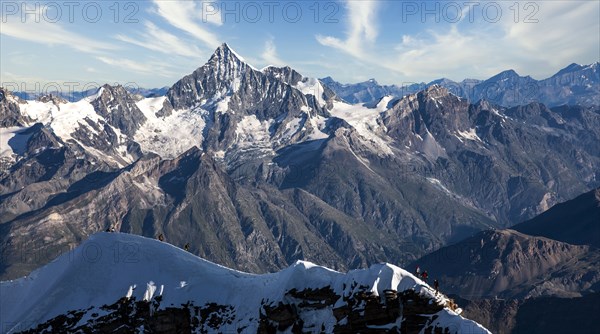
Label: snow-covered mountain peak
xmin=215 ymin=42 xmax=248 ymax=63
xmin=0 ymin=232 xmax=490 ymax=334
xmin=204 ymin=42 xmax=257 ymax=79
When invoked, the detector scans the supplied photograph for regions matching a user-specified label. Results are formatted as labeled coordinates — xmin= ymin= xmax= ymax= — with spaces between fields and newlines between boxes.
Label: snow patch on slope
xmin=18 ymin=100 xmax=103 ymax=141
xmin=215 ymin=96 xmax=232 ymax=114
xmin=233 ymin=115 xmax=274 ymax=156
xmin=427 ymin=178 xmax=453 ymax=195
xmin=456 ymin=128 xmax=483 ymax=143
xmin=307 ymin=114 xmax=329 ymax=140
xmin=330 ymin=101 xmax=394 ymax=156
xmin=281 ymin=116 xmax=303 ymax=138
xmin=295 ymin=78 xmax=326 ymax=107
xmin=135 ymin=97 xmax=205 ymax=159
xmin=376 ymin=95 xmax=395 ymax=112
xmin=0 ymin=126 xmax=31 ymax=157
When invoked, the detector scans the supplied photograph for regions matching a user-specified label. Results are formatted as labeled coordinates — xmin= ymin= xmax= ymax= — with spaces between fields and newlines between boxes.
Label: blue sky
xmin=1 ymin=0 xmax=599 ymax=92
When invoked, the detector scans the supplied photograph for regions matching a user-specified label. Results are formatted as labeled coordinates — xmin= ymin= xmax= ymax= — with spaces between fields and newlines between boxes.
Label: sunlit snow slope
xmin=1 ymin=233 xmax=489 ymax=334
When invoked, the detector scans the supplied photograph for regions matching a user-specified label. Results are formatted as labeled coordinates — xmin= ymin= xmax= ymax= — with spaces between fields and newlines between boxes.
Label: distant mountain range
xmin=321 ymin=62 xmax=600 ymax=107
xmin=11 ymin=86 xmax=170 ymax=102
xmin=10 ymin=62 xmax=599 ymax=108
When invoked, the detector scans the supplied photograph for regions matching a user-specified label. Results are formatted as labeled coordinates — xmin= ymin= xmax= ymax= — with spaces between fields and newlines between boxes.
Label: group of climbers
xmin=415 ymin=265 xmax=440 ymax=294
xmin=156 ymin=233 xmax=191 ymax=252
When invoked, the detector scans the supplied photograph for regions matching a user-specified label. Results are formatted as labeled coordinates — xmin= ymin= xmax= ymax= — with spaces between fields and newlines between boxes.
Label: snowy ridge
xmin=375 ymin=95 xmax=396 ymax=112
xmin=0 ymin=233 xmax=490 ymax=334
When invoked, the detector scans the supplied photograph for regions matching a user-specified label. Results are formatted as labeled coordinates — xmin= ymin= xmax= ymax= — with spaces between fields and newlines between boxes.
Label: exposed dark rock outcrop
xmin=90 ymin=84 xmax=147 ymax=137
xmin=0 ymin=88 xmax=30 ymax=127
xmin=15 ymin=287 xmax=465 ymax=334
xmin=15 ymin=298 xmax=234 ymax=334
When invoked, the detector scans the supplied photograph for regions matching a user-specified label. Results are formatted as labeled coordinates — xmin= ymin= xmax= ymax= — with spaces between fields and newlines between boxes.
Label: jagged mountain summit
xmin=0 ymin=232 xmax=491 ymax=334
xmin=159 ymin=43 xmax=333 ymax=156
xmin=1 ymin=44 xmax=599 ymax=282
xmin=323 ymin=62 xmax=600 ymax=107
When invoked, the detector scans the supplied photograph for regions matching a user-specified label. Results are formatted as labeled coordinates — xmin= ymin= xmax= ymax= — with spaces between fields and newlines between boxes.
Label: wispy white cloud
xmin=151 ymin=0 xmax=221 ymax=49
xmin=1 ymin=71 xmax=62 ymax=87
xmin=260 ymin=38 xmax=285 ymax=67
xmin=2 ymin=0 xmax=597 ymax=88
xmin=0 ymin=5 xmax=115 ymax=54
xmin=385 ymin=27 xmax=502 ymax=79
xmin=96 ymin=56 xmax=173 ymax=77
xmin=115 ymin=21 xmax=203 ymax=58
xmin=316 ymin=1 xmax=379 ymax=58
xmin=502 ymin=1 xmax=599 ymax=70
xmin=318 ymin=1 xmax=599 ymax=82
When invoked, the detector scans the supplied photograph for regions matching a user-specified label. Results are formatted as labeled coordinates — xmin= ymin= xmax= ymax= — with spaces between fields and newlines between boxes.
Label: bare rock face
xmin=457 ymin=292 xmax=600 ymax=334
xmin=259 ymin=287 xmax=458 ymax=334
xmin=412 ymin=229 xmax=600 ymax=299
xmin=455 ymin=297 xmax=521 ymax=334
xmin=412 ymin=189 xmax=600 ymax=333
xmin=0 ymin=148 xmax=407 ymax=279
xmin=262 ymin=65 xmax=304 ymax=86
xmin=90 ymin=84 xmax=147 ymax=137
xmin=15 ymin=298 xmax=232 ymax=334
xmin=410 ymin=188 xmax=600 ymax=301
xmin=0 ymin=88 xmax=30 ymax=127
xmin=381 ymin=86 xmax=600 ymax=225
xmin=36 ymin=93 xmax=67 ymax=105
